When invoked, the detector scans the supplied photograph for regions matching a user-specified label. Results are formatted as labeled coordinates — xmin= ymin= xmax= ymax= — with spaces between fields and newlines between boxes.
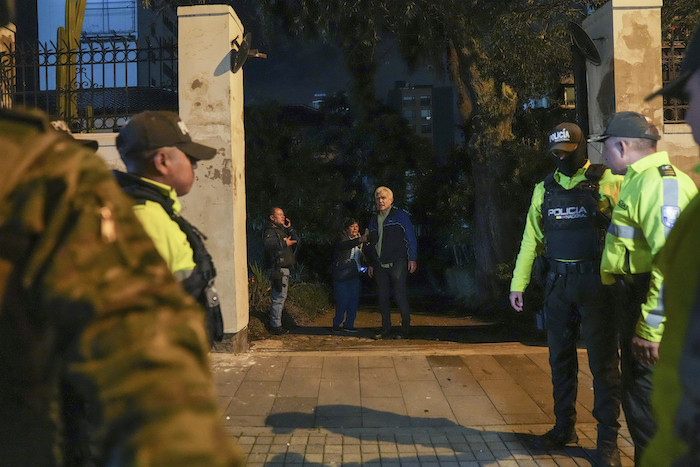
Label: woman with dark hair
xmin=331 ymin=218 xmax=368 ymax=332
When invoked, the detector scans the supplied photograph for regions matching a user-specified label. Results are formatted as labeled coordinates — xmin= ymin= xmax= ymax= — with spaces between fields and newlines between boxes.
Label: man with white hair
xmin=366 ymin=186 xmax=418 ymax=339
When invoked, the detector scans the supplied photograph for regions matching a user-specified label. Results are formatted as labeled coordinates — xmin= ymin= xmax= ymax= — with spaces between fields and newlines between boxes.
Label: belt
xmin=549 ymin=259 xmax=597 ymax=274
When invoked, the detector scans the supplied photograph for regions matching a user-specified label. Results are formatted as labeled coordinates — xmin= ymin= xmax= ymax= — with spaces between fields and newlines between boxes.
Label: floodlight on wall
xmin=568 ymin=21 xmax=601 ymax=65
xmin=230 ymin=32 xmax=267 ymax=73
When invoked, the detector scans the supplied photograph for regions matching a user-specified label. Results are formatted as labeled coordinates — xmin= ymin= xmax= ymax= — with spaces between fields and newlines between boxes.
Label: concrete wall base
xmin=227 ymin=327 xmax=249 ymax=354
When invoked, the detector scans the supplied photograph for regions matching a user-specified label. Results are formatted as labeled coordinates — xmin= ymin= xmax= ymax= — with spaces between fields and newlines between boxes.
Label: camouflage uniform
xmin=0 ymin=108 xmax=242 ymax=466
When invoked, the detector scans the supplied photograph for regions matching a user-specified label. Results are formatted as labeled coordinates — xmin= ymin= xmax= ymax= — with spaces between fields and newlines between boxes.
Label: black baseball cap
xmin=548 ymin=122 xmax=583 ymax=152
xmin=117 ymin=111 xmax=216 ymax=161
xmin=588 ymin=111 xmax=660 ymax=142
xmin=646 ymin=24 xmax=700 ymax=101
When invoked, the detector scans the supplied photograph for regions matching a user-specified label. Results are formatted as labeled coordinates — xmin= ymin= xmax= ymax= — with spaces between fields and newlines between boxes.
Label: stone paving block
xmin=233 ymin=380 xmax=279 ymax=401
xmin=317 ymin=379 xmax=361 ymax=407
xmin=243 ymin=452 xmax=267 ymax=463
xmin=427 ymin=355 xmax=468 ymax=367
xmin=315 ymin=415 xmax=363 ymax=428
xmin=432 ymin=366 xmax=484 ymax=397
xmin=305 ymin=444 xmax=323 ymax=453
xmin=400 ymin=380 xmax=454 ymax=418
xmin=574 ymin=400 xmax=596 ymax=423
xmin=268 ymin=444 xmax=288 ymax=454
xmin=502 ymin=411 xmax=552 ymax=424
xmin=454 ymin=449 xmax=477 ymax=461
xmin=393 ymin=355 xmax=435 ymax=380
xmin=527 ymin=352 xmax=553 ymax=373
xmin=267 ymin=396 xmax=316 ymax=428
xmin=225 ymin=394 xmax=275 ymax=416
xmin=324 ymin=444 xmax=342 ymax=454
xmin=315 ymin=403 xmax=361 ymax=417
xmin=277 ymin=367 xmax=321 ymax=397
xmin=214 ymin=366 xmax=248 ymax=391
xmin=223 ymin=414 xmax=268 ymax=426
xmin=447 ymin=395 xmax=506 ymax=426
xmin=322 ymin=356 xmax=359 ymax=379
xmin=478 ymin=379 xmax=544 ymax=416
xmin=243 ymin=356 xmax=288 ymax=381
xmin=397 ymin=456 xmax=420 ymax=465
xmin=305 ymin=452 xmax=323 ymax=463
xmin=359 ymin=366 xmax=402 ymax=397
xmin=358 ymin=355 xmax=395 ymax=368
xmin=463 ymin=355 xmax=512 ymax=381
xmin=361 ymin=443 xmax=380 ymax=453
xmin=287 ymin=355 xmax=323 ymax=368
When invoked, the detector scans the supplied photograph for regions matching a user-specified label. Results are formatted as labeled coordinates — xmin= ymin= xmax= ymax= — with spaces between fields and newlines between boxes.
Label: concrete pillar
xmin=584 ymin=0 xmax=699 ymax=184
xmin=584 ymin=0 xmax=662 ymax=159
xmin=177 ymin=5 xmax=249 ymax=351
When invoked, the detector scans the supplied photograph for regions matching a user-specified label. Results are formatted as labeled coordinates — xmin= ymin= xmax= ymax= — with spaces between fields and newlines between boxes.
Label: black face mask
xmin=551 ymin=144 xmax=587 ymax=176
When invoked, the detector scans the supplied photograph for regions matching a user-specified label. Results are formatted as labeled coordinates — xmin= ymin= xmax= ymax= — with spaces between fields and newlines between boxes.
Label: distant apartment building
xmin=36 ymin=0 xmax=176 ymax=90
xmin=387 ymin=81 xmax=455 ymax=161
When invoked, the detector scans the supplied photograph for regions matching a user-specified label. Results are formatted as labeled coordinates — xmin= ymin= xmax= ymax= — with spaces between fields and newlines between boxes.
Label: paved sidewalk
xmin=212 ymin=343 xmax=633 ymax=466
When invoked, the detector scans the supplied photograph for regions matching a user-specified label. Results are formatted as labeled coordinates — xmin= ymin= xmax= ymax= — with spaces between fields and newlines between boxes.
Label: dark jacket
xmin=366 ymin=206 xmax=418 ymax=266
xmin=263 ymin=220 xmax=298 ymax=269
xmin=331 ymin=233 xmax=366 ymax=281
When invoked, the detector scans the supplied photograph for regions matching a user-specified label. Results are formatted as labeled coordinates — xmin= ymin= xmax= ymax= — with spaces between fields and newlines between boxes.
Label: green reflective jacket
xmin=0 ymin=108 xmax=242 ymax=466
xmin=600 ymin=151 xmax=697 ymax=342
xmin=643 ymin=191 xmax=700 ymax=466
xmin=130 ymin=177 xmax=197 ymax=276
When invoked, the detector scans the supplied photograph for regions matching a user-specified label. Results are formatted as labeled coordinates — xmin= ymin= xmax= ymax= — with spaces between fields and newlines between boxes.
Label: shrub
xmin=248 ymin=263 xmax=271 ymax=312
xmin=287 ymin=282 xmax=332 ymax=320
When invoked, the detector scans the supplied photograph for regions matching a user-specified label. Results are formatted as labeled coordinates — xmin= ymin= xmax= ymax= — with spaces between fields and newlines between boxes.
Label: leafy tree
xmin=255 ymin=0 xmax=608 ymax=302
xmin=244 ymin=100 xmax=431 ymax=278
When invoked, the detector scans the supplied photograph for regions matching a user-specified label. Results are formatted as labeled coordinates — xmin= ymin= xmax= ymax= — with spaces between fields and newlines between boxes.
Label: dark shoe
xmin=344 ymin=327 xmax=359 ymax=333
xmin=331 ymin=326 xmax=342 ymax=333
xmin=532 ymin=427 xmax=578 ymax=450
xmin=596 ymin=445 xmax=621 ymax=467
xmin=270 ymin=326 xmax=289 ymax=336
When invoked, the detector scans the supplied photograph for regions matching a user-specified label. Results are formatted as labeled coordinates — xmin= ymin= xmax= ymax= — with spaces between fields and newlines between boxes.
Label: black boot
xmin=596 ymin=441 xmax=621 ymax=467
xmin=532 ymin=426 xmax=578 ymax=450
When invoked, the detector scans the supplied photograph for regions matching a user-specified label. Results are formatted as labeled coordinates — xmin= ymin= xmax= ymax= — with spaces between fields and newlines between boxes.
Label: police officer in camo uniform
xmin=0 ymin=13 xmax=242 ymax=460
xmin=509 ymin=123 xmax=623 ymax=466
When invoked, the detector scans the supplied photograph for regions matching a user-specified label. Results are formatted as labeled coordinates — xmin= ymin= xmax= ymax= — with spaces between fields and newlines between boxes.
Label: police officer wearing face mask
xmin=509 ymin=123 xmax=624 ymax=466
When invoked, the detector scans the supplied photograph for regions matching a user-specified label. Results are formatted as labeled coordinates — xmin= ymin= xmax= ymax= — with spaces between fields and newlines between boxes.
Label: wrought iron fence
xmin=0 ymin=36 xmax=177 ymax=131
xmin=661 ymin=40 xmax=688 ymax=124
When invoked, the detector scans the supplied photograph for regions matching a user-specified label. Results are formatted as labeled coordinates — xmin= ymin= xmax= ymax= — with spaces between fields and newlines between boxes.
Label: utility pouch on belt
xmin=533 ymin=255 xmax=549 ymax=286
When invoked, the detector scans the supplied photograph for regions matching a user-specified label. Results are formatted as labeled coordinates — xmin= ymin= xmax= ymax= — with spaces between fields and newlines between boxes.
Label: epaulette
xmin=0 ymin=107 xmax=52 ymax=133
xmin=658 ymin=165 xmax=676 ymax=177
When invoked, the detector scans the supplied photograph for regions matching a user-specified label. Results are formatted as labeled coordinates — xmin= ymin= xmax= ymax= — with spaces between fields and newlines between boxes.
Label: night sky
xmin=235 ymin=4 xmax=450 ymax=108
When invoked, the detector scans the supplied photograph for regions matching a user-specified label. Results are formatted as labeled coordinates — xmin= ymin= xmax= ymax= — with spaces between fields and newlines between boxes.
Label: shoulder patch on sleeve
xmin=658 ymin=165 xmax=676 ymax=177
xmin=661 ymin=205 xmax=681 ymax=228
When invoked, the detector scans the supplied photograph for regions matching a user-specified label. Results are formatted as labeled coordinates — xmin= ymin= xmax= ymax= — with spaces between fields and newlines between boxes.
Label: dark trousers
xmin=614 ymin=274 xmax=656 ymax=464
xmin=333 ymin=276 xmax=360 ymax=328
xmin=544 ymin=269 xmax=621 ymax=446
xmin=375 ymin=259 xmax=410 ymax=333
